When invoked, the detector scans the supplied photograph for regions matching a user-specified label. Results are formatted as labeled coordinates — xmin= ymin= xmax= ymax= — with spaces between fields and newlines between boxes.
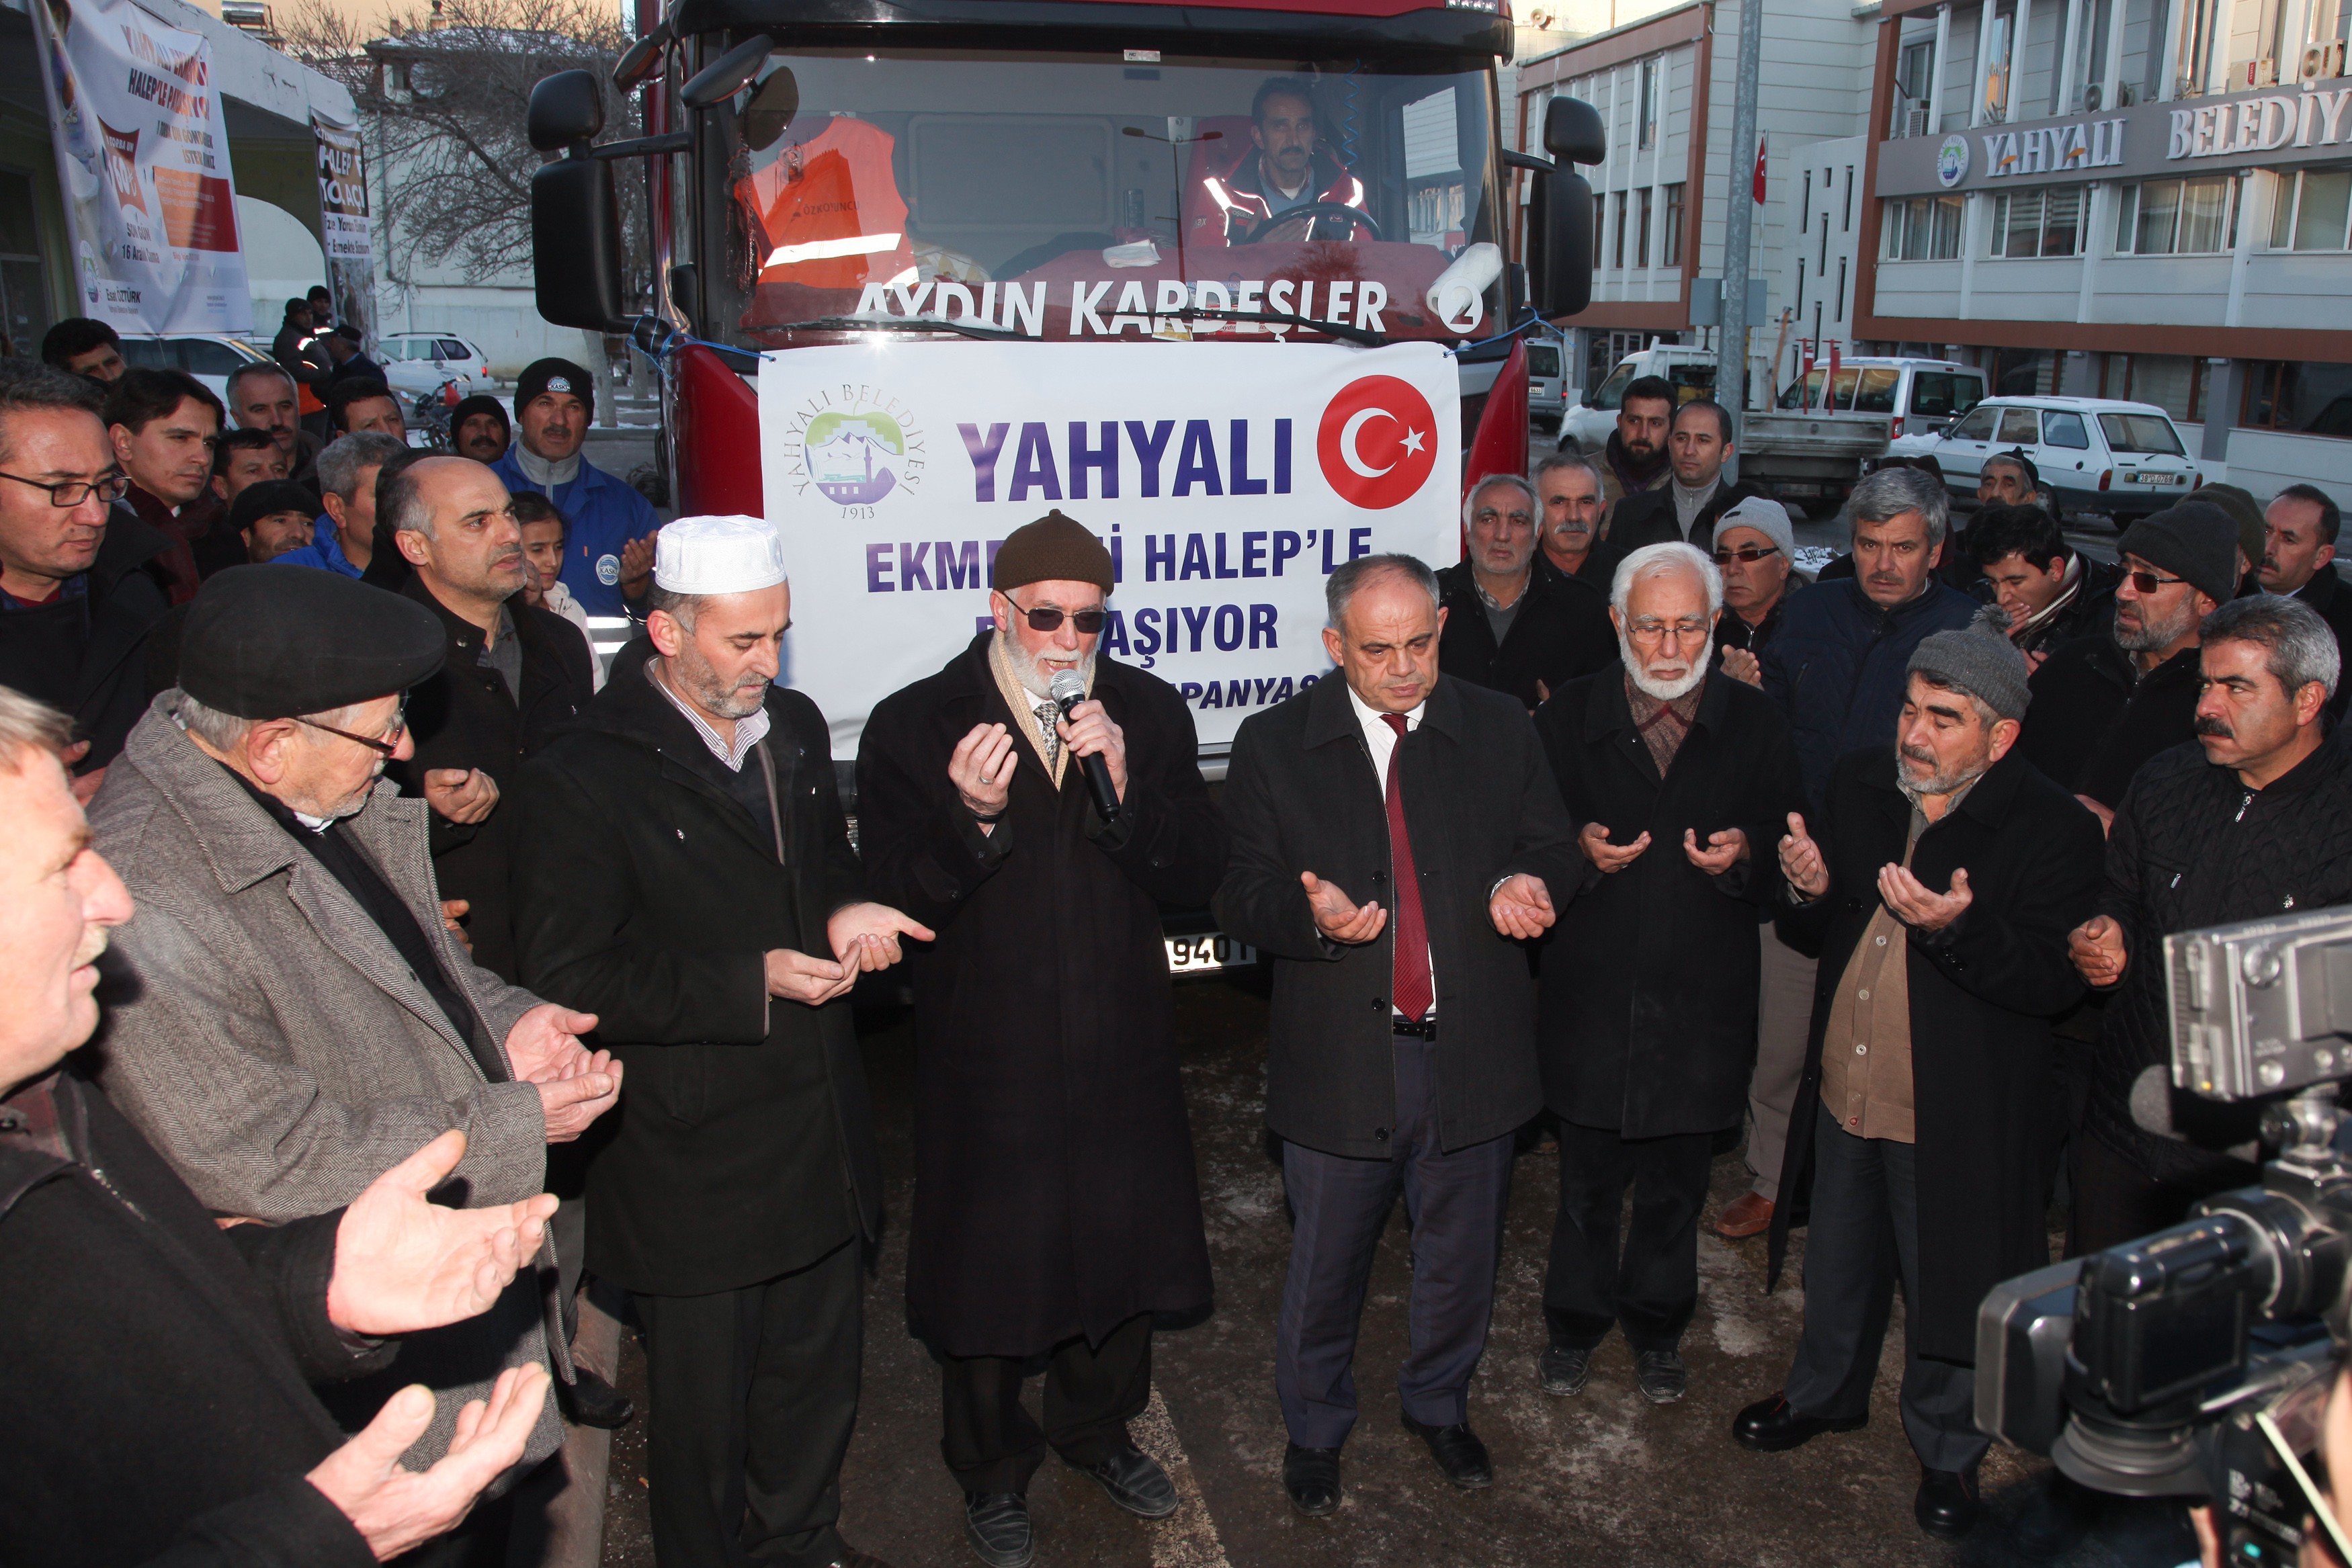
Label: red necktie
xmin=1382 ymin=713 xmax=1433 ymax=1022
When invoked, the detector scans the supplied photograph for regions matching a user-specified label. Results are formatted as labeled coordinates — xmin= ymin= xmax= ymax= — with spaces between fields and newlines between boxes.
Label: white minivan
xmin=1922 ymin=396 xmax=2202 ymax=523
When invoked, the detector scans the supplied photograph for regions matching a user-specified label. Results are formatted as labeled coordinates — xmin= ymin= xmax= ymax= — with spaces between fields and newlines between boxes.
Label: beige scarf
xmin=987 ymin=634 xmax=1094 ymax=790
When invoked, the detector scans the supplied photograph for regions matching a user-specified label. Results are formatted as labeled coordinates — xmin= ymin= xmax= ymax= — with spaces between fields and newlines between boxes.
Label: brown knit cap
xmin=991 ymin=510 xmax=1114 ymax=593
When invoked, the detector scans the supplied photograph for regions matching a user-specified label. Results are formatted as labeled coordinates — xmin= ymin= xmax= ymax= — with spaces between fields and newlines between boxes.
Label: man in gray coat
xmin=86 ymin=566 xmax=621 ymax=1543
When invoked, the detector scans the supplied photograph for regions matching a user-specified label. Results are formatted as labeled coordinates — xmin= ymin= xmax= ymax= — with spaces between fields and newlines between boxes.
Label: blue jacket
xmin=1759 ymin=575 xmax=1978 ymax=810
xmin=271 ymin=517 xmax=364 ymax=578
xmin=491 ymin=450 xmax=660 ymax=617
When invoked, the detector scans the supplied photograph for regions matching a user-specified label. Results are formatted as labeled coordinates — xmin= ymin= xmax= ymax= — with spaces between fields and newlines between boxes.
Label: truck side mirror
xmin=528 ymin=69 xmax=604 ymax=153
xmin=532 ymin=154 xmax=628 ymax=331
xmin=612 ymin=21 xmax=669 ymax=92
xmin=681 ymin=34 xmax=773 ymax=111
xmin=1527 ymin=169 xmax=1593 ymax=319
xmin=1544 ymin=97 xmax=1606 ymax=167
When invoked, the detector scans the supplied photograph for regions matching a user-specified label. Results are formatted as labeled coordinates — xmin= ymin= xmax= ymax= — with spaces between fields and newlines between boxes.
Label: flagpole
xmin=1718 ymin=0 xmax=1765 ymax=442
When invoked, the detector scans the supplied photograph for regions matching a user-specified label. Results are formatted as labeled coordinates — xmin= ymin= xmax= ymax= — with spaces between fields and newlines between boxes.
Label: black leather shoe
xmin=1400 ymin=1411 xmax=1493 ymax=1488
xmin=1539 ymin=1342 xmax=1592 ymax=1396
xmin=1915 ymin=1466 xmax=1982 ymax=1540
xmin=1731 ymin=1392 xmax=1867 ymax=1452
xmin=554 ymin=1365 xmax=634 ymax=1430
xmin=1081 ymin=1444 xmax=1179 ymax=1519
xmin=1634 ymin=1349 xmax=1687 ymax=1405
xmin=962 ymin=1492 xmax=1032 ymax=1568
xmin=1282 ymin=1443 xmax=1341 ymax=1517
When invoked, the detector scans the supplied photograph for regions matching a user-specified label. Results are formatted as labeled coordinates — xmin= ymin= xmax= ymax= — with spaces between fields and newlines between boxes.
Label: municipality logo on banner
xmin=762 ymin=341 xmax=1461 ymax=756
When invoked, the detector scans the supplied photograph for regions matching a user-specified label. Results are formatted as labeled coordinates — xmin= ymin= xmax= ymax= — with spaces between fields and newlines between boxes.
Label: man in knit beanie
xmin=1736 ymin=601 xmax=2102 ymax=1542
xmin=856 ymin=510 xmax=1226 ymax=1567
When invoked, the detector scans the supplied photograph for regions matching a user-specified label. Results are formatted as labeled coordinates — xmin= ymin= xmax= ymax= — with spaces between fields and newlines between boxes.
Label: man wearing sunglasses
xmin=2014 ymin=500 xmax=2237 ymax=820
xmin=0 ymin=359 xmax=173 ymax=797
xmin=859 ymin=511 xmax=1225 ymax=1568
xmin=87 ymin=564 xmax=622 ymax=1563
xmin=1708 ymin=494 xmax=1801 ymax=693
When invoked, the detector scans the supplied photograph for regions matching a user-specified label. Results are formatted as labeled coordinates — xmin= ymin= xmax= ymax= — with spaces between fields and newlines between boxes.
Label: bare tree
xmin=281 ymin=0 xmax=648 ymax=296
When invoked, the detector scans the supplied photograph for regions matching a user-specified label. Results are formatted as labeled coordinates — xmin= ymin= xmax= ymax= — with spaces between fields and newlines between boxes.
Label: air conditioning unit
xmin=1904 ymin=105 xmax=1931 ymax=137
xmin=2302 ymin=40 xmax=2347 ymax=81
xmin=2243 ymin=56 xmax=2281 ymax=87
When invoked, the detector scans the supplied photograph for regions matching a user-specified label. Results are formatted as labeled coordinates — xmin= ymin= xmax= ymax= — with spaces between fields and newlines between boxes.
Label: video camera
xmin=1978 ymin=906 xmax=2352 ymax=1563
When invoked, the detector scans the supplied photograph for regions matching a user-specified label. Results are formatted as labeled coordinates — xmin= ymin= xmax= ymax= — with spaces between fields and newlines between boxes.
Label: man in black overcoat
xmin=1435 ymin=472 xmax=1614 ymax=711
xmin=1531 ymin=542 xmax=1806 ymax=1405
xmin=0 ymin=679 xmax=560 ymax=1568
xmin=511 ymin=517 xmax=925 ymax=1568
xmin=1216 ymin=554 xmax=1579 ymax=1513
xmin=856 ymin=511 xmax=1224 ymax=1568
xmin=1732 ymin=611 xmax=2102 ymax=1542
xmin=382 ymin=456 xmax=593 ymax=981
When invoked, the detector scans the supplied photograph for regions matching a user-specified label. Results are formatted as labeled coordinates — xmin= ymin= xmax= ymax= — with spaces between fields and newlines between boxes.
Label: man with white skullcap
xmin=511 ymin=516 xmax=927 ymax=1568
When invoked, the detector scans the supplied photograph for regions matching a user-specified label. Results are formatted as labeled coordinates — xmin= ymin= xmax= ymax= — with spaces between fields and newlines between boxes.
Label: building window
xmin=2118 ymin=175 xmax=2240 ymax=253
xmin=1636 ymin=187 xmax=1654 ymax=268
xmin=1988 ymin=186 xmax=2084 ymax=257
xmin=1898 ymin=38 xmax=1936 ymax=136
xmin=0 ymin=171 xmax=50 ymax=363
xmin=1883 ymin=194 xmax=1964 ymax=259
xmin=2270 ymin=169 xmax=2352 ymax=250
xmin=1593 ymin=187 xmax=1608 ymax=271
xmin=1611 ymin=190 xmax=1628 ymax=269
xmin=1661 ymin=183 xmax=1685 ymax=265
xmin=2103 ymin=353 xmax=2207 ymax=422
xmin=2242 ymin=361 xmax=2352 ymax=438
xmin=1637 ymin=58 xmax=1660 ymax=150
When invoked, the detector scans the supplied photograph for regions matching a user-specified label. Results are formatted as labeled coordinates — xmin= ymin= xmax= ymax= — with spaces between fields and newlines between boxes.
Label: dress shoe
xmin=963 ymin=1491 xmax=1032 ymax=1568
xmin=1731 ymin=1392 xmax=1867 ymax=1452
xmin=1915 ymin=1465 xmax=1982 ymax=1540
xmin=1081 ymin=1444 xmax=1179 ymax=1519
xmin=1539 ymin=1342 xmax=1592 ymax=1395
xmin=554 ymin=1365 xmax=634 ymax=1429
xmin=1712 ymin=1191 xmax=1775 ymax=1239
xmin=1400 ymin=1411 xmax=1494 ymax=1488
xmin=1283 ymin=1442 xmax=1342 ymax=1516
xmin=1634 ymin=1349 xmax=1688 ymax=1405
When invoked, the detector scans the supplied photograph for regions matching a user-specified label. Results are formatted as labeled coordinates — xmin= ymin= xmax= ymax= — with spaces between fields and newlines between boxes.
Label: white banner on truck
xmin=761 ymin=340 xmax=1463 ymax=758
xmin=33 ymin=0 xmax=252 ymax=334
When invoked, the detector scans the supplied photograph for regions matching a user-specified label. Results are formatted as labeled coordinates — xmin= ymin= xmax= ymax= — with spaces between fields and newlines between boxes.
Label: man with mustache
xmin=1576 ymin=374 xmax=1675 ymax=525
xmin=2066 ymin=595 xmax=2352 ymax=1252
xmin=1708 ymin=494 xmax=1801 ymax=692
xmin=491 ymin=358 xmax=659 ymax=620
xmin=1534 ymin=452 xmax=1615 ymax=591
xmin=859 ymin=512 xmax=1224 ymax=1567
xmin=1437 ymin=472 xmax=1614 ymax=711
xmin=1531 ymin=543 xmax=1804 ymax=1405
xmin=1604 ymin=399 xmax=1772 ymax=556
xmin=1736 ymin=609 xmax=2101 ymax=1542
xmin=2257 ymin=484 xmax=2352 ymax=718
xmin=513 ymin=517 xmax=925 ymax=1568
xmin=2013 ymin=501 xmax=2236 ymax=818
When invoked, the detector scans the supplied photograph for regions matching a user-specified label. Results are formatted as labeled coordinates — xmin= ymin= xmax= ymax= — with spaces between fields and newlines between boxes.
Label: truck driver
xmin=1202 ymin=77 xmax=1368 ymax=245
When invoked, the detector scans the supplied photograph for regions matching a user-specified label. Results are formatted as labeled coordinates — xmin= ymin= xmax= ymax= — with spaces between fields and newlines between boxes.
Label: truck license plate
xmin=1166 ymin=933 xmax=1257 ymax=973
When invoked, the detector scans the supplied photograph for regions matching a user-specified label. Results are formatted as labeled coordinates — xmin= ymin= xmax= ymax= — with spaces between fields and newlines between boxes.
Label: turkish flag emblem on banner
xmin=1753 ymin=136 xmax=1768 ymax=204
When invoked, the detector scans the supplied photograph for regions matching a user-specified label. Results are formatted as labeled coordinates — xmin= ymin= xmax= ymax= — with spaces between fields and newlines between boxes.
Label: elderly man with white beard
xmin=1529 ymin=543 xmax=1806 ymax=1405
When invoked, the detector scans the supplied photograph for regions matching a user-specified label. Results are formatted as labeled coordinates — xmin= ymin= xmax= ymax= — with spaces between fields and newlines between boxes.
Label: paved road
xmin=593 ymin=973 xmax=2202 ymax=1568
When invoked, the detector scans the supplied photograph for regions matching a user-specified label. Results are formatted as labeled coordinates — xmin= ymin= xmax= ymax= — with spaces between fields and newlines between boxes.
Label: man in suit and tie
xmin=1216 ymin=553 xmax=1581 ymax=1513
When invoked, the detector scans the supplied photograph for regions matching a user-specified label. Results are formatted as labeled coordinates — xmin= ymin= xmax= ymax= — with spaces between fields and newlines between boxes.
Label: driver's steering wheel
xmin=1236 ymin=201 xmax=1383 ymax=243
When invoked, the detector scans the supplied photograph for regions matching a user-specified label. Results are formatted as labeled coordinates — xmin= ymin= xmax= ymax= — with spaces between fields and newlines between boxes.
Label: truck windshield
xmin=713 ymin=48 xmax=1500 ymax=347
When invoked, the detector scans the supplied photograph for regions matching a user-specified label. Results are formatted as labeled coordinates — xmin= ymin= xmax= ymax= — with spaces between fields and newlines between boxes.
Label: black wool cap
xmin=450 ymin=393 xmax=510 ymax=439
xmin=179 ymin=566 xmax=445 ymax=719
xmin=514 ymin=357 xmax=594 ymax=423
xmin=2117 ymin=500 xmax=2242 ymax=606
xmin=229 ymin=480 xmax=320 ymax=536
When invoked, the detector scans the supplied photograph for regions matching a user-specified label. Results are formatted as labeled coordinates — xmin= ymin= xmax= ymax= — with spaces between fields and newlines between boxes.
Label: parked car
xmin=377 ymin=333 xmax=494 ymax=397
xmin=116 ymin=333 xmax=277 ymax=406
xmin=1917 ymin=396 xmax=2202 ymax=524
xmin=1775 ymin=356 xmax=1984 ymax=440
xmin=1526 ymin=330 xmax=1568 ymax=431
xmin=1557 ymin=342 xmax=1718 ymax=455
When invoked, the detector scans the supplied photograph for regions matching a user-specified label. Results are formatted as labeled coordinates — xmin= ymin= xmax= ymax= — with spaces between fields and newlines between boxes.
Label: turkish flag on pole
xmin=1753 ymin=135 xmax=1767 ymax=204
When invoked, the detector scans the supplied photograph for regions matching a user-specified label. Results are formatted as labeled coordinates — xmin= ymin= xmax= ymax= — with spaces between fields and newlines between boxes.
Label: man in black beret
xmin=491 ymin=357 xmax=658 ymax=619
xmin=858 ymin=511 xmax=1226 ymax=1568
xmin=230 ymin=478 xmax=322 ymax=565
xmin=87 ymin=565 xmax=623 ymax=1561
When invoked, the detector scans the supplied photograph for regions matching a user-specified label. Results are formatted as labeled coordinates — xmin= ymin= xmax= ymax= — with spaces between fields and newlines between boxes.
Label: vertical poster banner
xmin=310 ymin=110 xmax=376 ymax=336
xmin=32 ymin=0 xmax=252 ymax=334
xmin=761 ymin=340 xmax=1464 ymax=758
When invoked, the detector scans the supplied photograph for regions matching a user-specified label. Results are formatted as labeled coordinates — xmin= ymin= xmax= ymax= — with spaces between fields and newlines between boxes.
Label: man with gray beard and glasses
xmin=857 ymin=511 xmax=1225 ymax=1568
xmin=1530 ymin=543 xmax=1805 ymax=1407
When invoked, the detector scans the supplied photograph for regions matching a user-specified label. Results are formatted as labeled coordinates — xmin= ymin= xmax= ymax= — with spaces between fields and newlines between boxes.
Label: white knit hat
xmin=1714 ymin=494 xmax=1796 ymax=560
xmin=653 ymin=515 xmax=787 ymax=595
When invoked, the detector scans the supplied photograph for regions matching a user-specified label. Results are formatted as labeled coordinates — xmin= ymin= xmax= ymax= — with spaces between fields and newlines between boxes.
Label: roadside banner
xmin=310 ymin=109 xmax=375 ymax=335
xmin=761 ymin=340 xmax=1463 ymax=757
xmin=32 ymin=0 xmax=251 ymax=333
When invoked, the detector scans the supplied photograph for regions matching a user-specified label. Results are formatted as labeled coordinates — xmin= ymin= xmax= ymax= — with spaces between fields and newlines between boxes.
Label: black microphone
xmin=1050 ymin=668 xmax=1122 ymax=824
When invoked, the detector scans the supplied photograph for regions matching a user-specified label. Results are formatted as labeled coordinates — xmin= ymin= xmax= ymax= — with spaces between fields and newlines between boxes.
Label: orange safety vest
xmin=734 ymin=117 xmax=915 ymax=291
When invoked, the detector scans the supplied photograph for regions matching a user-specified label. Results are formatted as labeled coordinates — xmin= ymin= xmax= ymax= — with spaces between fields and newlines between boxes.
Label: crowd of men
xmin=5 ymin=326 xmax=2352 ymax=1568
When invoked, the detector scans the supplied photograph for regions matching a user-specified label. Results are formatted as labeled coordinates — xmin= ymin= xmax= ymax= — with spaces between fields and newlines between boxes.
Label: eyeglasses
xmin=1003 ymin=595 xmax=1105 ymax=635
xmin=1626 ymin=617 xmax=1712 ymax=642
xmin=297 ymin=699 xmax=409 ymax=758
xmin=2124 ymin=569 xmax=2188 ymax=595
xmin=1710 ymin=544 xmax=1781 ymax=565
xmin=0 ymin=470 xmax=130 ymax=508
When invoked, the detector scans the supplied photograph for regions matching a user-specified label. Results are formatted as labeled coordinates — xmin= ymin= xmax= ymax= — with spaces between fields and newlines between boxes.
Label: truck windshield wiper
xmin=1172 ymin=307 xmax=1391 ymax=347
xmin=769 ymin=315 xmax=1025 ymax=342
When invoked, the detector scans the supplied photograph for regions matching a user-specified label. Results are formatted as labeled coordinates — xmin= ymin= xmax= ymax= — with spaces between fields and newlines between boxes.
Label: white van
xmin=1775 ymin=356 xmax=1985 ymax=441
xmin=1527 ymin=331 xmax=1569 ymax=430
